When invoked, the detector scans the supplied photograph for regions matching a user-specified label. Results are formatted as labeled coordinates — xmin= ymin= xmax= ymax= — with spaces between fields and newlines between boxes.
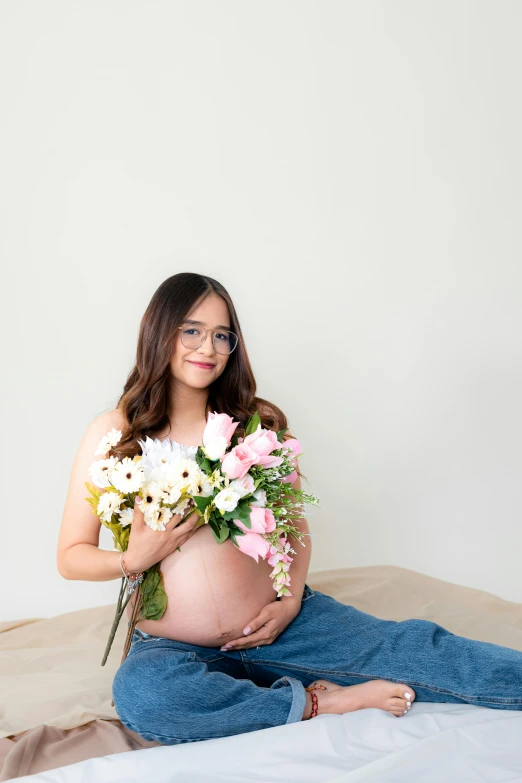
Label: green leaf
xmin=195 ymin=450 xmax=214 ymax=473
xmin=208 ymin=518 xmax=220 ymax=538
xmin=276 ymin=427 xmax=289 ymax=442
xmin=84 ymin=481 xmax=103 ymax=512
xmin=217 ymin=526 xmax=230 ymax=542
xmin=140 ymin=567 xmax=168 ymax=621
xmin=196 ymin=457 xmax=208 ymax=471
xmin=210 ymin=526 xmax=224 ymax=543
xmin=143 ymin=584 xmax=167 ymax=621
xmin=222 ymin=506 xmax=251 ymax=526
xmin=245 ymin=411 xmax=261 ymax=437
xmin=229 ymin=523 xmax=245 ymax=547
xmin=193 ymin=495 xmax=213 ymax=512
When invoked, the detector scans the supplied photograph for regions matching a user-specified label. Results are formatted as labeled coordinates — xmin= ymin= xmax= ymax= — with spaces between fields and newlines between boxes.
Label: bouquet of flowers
xmin=85 ymin=410 xmax=320 ymax=664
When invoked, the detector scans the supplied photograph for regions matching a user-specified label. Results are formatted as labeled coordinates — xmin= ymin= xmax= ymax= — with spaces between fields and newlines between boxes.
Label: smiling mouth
xmin=188 ymin=360 xmax=216 ymax=368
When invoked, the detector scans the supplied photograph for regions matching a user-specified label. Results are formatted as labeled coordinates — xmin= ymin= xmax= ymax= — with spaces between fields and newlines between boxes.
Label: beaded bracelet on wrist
xmin=119 ymin=553 xmax=144 ymax=595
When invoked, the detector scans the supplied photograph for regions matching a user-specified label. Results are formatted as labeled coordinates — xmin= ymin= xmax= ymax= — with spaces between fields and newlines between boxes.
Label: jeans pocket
xmin=302 ymin=583 xmax=316 ymax=601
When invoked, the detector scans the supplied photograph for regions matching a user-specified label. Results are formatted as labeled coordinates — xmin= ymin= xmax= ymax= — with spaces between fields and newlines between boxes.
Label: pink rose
xmin=221 ymin=443 xmax=260 ymax=479
xmin=235 ymin=532 xmax=271 ymax=562
xmin=234 ymin=506 xmax=276 ymax=535
xmin=203 ymin=412 xmax=239 ymax=448
xmin=243 ymin=425 xmax=284 ymax=469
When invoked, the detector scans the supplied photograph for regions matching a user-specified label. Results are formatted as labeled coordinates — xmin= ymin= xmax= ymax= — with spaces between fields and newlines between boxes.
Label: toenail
xmin=404 ymin=692 xmax=411 ymax=699
xmin=403 ymin=709 xmax=408 ymax=713
xmin=407 ymin=701 xmax=411 ymax=706
xmin=407 ymin=705 xmax=411 ymax=709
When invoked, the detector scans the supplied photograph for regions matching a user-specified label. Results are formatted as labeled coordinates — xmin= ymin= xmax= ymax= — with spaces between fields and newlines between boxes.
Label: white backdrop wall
xmin=1 ymin=0 xmax=521 ymax=620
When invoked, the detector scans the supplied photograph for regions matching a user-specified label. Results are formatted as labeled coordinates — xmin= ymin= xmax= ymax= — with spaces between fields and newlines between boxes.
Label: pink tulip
xmin=244 ymin=425 xmax=284 ymax=468
xmin=203 ymin=412 xmax=239 ymax=448
xmin=235 ymin=531 xmax=271 ymax=562
xmin=234 ymin=506 xmax=276 ymax=535
xmin=221 ymin=444 xmax=260 ymax=479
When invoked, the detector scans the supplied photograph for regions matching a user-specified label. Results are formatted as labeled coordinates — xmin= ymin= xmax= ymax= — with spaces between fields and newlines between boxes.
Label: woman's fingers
xmin=132 ymin=497 xmax=145 ymax=525
xmin=165 ymin=508 xmax=200 ymax=531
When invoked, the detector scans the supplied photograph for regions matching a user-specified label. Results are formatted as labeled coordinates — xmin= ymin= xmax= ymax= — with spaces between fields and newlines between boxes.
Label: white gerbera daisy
xmin=169 ymin=458 xmax=201 ymax=491
xmin=138 ymin=436 xmax=198 ymax=468
xmin=172 ymin=496 xmax=193 ymax=516
xmin=111 ymin=457 xmax=145 ymax=494
xmin=186 ymin=467 xmax=210 ymax=495
xmin=161 ymin=482 xmax=183 ymax=505
xmin=117 ymin=506 xmax=134 ymax=527
xmin=141 ymin=482 xmax=163 ymax=511
xmin=97 ymin=491 xmax=124 ymax=522
xmin=95 ymin=428 xmax=122 ymax=456
xmin=154 ymin=505 xmax=173 ymax=531
xmin=143 ymin=504 xmax=163 ymax=531
xmin=192 ymin=473 xmax=213 ymax=497
xmin=88 ymin=456 xmax=118 ymax=489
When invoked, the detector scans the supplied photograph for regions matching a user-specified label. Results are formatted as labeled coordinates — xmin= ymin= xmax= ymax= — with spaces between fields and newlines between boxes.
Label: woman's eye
xmin=215 ymin=333 xmax=228 ymax=341
xmin=183 ymin=329 xmax=199 ymax=336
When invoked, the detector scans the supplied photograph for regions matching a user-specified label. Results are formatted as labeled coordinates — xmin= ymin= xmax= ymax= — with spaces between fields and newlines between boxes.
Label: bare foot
xmin=302 ymin=678 xmax=416 ymax=719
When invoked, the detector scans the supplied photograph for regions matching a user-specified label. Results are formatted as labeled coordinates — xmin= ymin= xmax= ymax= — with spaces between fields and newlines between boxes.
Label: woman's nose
xmin=199 ymin=331 xmax=216 ymax=352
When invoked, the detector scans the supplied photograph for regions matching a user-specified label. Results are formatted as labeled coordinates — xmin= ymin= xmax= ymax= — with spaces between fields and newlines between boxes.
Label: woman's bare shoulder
xmin=87 ymin=407 xmax=125 ymax=440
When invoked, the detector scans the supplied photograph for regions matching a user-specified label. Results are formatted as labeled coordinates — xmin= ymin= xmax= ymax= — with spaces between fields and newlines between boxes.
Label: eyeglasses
xmin=177 ymin=323 xmax=239 ymax=355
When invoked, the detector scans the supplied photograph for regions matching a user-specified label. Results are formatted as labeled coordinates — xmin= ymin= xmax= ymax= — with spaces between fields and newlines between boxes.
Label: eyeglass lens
xmin=180 ymin=325 xmax=238 ymax=354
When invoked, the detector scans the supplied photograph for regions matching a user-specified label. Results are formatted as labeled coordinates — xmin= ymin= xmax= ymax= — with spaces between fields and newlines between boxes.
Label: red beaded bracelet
xmin=305 ymin=682 xmax=327 ymax=718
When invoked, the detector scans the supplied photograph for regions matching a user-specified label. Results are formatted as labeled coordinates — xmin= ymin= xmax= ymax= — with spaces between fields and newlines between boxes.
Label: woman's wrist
xmin=121 ymin=551 xmax=143 ymax=576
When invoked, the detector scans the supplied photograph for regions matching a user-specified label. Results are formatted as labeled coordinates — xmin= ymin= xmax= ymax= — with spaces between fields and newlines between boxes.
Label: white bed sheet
xmin=17 ymin=702 xmax=522 ymax=783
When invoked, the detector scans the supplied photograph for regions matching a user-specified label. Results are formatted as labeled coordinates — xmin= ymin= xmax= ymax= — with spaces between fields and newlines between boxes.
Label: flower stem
xmin=101 ymin=579 xmax=133 ymax=667
xmin=115 ymin=575 xmax=125 ymax=616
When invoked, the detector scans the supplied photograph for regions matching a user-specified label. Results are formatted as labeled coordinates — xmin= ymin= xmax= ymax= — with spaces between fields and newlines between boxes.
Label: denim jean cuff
xmin=280 ymin=676 xmax=307 ymax=723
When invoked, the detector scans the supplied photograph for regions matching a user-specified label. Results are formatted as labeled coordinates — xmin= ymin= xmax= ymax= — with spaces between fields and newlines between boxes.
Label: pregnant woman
xmin=58 ymin=271 xmax=522 ymax=745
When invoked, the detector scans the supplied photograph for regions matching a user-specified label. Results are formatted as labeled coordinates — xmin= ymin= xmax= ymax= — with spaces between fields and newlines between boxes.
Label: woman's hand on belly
xmin=219 ymin=600 xmax=301 ymax=652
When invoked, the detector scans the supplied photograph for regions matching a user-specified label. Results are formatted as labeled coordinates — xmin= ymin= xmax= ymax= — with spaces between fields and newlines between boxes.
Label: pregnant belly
xmin=126 ymin=523 xmax=278 ymax=647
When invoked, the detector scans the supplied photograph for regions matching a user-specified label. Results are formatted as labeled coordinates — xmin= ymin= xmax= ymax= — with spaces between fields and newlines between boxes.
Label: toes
xmin=396 ymin=685 xmax=415 ymax=705
xmin=390 ymin=696 xmax=411 ymax=709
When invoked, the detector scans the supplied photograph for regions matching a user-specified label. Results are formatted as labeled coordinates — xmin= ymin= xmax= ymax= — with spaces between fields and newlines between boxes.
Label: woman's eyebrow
xmin=184 ymin=318 xmax=231 ymax=330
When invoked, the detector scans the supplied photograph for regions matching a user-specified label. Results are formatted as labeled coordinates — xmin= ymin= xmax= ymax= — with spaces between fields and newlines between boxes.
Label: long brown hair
xmin=112 ymin=272 xmax=302 ymax=478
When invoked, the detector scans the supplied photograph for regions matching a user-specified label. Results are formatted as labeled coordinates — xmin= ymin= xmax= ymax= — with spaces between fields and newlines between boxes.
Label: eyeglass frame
xmin=176 ymin=323 xmax=239 ymax=355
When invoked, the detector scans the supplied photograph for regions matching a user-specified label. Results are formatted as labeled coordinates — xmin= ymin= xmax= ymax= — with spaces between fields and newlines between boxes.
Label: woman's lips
xmin=188 ymin=360 xmax=215 ymax=369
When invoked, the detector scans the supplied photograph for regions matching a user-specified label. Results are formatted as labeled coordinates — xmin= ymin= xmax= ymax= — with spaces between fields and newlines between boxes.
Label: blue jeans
xmin=112 ymin=584 xmax=522 ymax=745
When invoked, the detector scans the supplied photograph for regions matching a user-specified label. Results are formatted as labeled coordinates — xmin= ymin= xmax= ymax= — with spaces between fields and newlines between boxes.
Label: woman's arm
xmin=57 ymin=410 xmax=127 ymax=581
xmin=57 ymin=410 xmax=201 ymax=581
